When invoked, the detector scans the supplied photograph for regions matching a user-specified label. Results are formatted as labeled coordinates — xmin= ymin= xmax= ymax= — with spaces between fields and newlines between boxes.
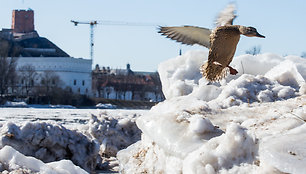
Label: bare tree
xmin=37 ymin=70 xmax=63 ymax=103
xmin=0 ymin=38 xmax=19 ymax=96
xmin=19 ymin=64 xmax=37 ymax=96
xmin=245 ymin=45 xmax=261 ymax=55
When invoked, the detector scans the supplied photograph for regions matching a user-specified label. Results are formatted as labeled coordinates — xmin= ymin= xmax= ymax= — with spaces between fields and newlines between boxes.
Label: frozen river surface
xmin=0 ymin=108 xmax=99 ymax=128
xmin=0 ymin=107 xmax=148 ymax=129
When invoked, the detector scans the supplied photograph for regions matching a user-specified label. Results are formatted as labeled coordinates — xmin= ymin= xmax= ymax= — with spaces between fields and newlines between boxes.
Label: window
xmin=74 ymin=80 xmax=76 ymax=85
xmin=82 ymin=80 xmax=85 ymax=86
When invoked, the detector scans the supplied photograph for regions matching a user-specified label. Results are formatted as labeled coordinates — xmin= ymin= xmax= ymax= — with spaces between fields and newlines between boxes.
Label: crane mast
xmin=71 ymin=20 xmax=97 ymax=61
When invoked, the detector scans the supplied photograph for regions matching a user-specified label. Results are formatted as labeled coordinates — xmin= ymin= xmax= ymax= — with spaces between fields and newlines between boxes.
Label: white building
xmin=0 ymin=9 xmax=94 ymax=97
xmin=16 ymin=57 xmax=92 ymax=95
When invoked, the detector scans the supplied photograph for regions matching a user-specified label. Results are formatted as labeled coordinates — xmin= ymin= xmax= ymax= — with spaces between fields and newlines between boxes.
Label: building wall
xmin=94 ymin=82 xmax=164 ymax=102
xmin=16 ymin=57 xmax=92 ymax=95
xmin=98 ymin=88 xmax=134 ymax=100
xmin=12 ymin=9 xmax=34 ymax=33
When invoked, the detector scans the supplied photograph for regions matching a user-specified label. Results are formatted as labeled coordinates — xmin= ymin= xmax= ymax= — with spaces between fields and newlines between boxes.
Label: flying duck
xmin=158 ymin=4 xmax=265 ymax=81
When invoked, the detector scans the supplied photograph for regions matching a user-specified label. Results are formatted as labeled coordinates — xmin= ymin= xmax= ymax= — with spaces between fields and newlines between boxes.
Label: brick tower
xmin=11 ymin=9 xmax=34 ymax=33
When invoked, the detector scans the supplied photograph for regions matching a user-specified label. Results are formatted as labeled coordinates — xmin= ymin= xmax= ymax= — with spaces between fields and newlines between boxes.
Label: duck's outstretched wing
xmin=215 ymin=3 xmax=237 ymax=27
xmin=158 ymin=26 xmax=211 ymax=48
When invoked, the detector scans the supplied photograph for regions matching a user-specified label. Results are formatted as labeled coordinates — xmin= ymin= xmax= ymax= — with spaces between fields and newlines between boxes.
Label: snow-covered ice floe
xmin=0 ymin=145 xmax=87 ymax=174
xmin=117 ymin=51 xmax=306 ymax=174
xmin=0 ymin=121 xmax=99 ymax=173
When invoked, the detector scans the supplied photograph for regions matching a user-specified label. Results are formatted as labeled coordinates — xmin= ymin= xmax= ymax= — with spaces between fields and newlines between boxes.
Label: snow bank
xmin=232 ymin=53 xmax=306 ymax=79
xmin=158 ymin=51 xmax=305 ymax=110
xmin=209 ymin=74 xmax=297 ymax=108
xmin=118 ymin=51 xmax=306 ymax=173
xmin=0 ymin=121 xmax=99 ymax=172
xmin=0 ymin=145 xmax=87 ymax=174
xmin=159 ymin=51 xmax=305 ymax=100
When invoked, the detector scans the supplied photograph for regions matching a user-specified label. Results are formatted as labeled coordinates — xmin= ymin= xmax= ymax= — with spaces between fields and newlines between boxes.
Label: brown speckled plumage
xmin=202 ymin=25 xmax=241 ymax=81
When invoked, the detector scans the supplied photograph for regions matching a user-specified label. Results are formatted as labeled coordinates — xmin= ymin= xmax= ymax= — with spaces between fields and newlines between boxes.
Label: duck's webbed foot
xmin=227 ymin=65 xmax=238 ymax=75
xmin=212 ymin=61 xmax=238 ymax=75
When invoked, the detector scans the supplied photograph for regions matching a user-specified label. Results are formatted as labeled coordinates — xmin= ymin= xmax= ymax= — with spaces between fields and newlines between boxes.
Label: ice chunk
xmin=299 ymin=82 xmax=306 ymax=95
xmin=118 ymin=122 xmax=256 ymax=174
xmin=190 ymin=79 xmax=222 ymax=101
xmin=183 ymin=123 xmax=256 ymax=174
xmin=260 ymin=124 xmax=306 ymax=174
xmin=188 ymin=115 xmax=215 ymax=134
xmin=0 ymin=145 xmax=88 ymax=174
xmin=0 ymin=122 xmax=99 ymax=172
xmin=85 ymin=113 xmax=141 ymax=157
xmin=136 ymin=110 xmax=223 ymax=158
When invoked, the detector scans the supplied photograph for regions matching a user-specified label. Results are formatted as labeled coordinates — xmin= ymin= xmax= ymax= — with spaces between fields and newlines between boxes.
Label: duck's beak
xmin=256 ymin=32 xmax=265 ymax=38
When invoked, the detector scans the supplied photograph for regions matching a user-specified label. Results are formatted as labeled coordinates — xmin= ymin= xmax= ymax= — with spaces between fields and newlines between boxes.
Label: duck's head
xmin=239 ymin=26 xmax=265 ymax=38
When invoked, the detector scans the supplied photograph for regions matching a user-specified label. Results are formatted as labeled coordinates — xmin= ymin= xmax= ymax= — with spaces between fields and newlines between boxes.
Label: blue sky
xmin=0 ymin=0 xmax=305 ymax=71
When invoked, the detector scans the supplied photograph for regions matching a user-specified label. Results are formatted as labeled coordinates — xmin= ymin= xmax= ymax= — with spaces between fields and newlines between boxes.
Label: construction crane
xmin=71 ymin=20 xmax=158 ymax=61
xmin=71 ymin=20 xmax=97 ymax=61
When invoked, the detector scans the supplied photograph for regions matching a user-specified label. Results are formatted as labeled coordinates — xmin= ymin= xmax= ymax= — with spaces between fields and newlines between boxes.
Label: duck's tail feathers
xmin=200 ymin=62 xmax=229 ymax=82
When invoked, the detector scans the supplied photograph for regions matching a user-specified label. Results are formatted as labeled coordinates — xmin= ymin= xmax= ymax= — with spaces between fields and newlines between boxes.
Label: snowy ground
xmin=0 ymin=50 xmax=305 ymax=174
